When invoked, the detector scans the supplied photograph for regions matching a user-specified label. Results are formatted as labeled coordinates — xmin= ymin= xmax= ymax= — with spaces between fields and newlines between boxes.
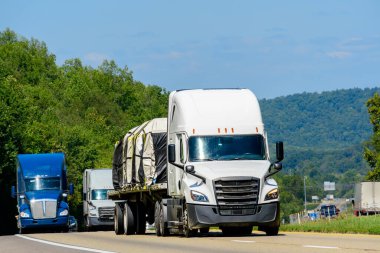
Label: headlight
xmin=190 ymin=190 xmax=209 ymax=202
xmin=59 ymin=209 xmax=69 ymax=216
xmin=20 ymin=211 xmax=30 ymax=218
xmin=265 ymin=188 xmax=279 ymax=200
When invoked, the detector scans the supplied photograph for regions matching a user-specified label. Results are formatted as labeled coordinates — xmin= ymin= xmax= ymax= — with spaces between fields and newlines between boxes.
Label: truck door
xmin=168 ymin=133 xmax=186 ymax=197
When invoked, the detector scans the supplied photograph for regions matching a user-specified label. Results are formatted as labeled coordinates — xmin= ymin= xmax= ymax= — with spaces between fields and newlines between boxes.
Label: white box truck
xmin=109 ymin=89 xmax=283 ymax=237
xmin=354 ymin=182 xmax=380 ymax=216
xmin=83 ymin=169 xmax=115 ymax=230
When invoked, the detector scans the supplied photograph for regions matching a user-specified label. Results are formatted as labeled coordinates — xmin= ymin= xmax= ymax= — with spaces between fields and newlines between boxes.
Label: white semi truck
xmin=109 ymin=89 xmax=283 ymax=237
xmin=354 ymin=182 xmax=380 ymax=216
xmin=83 ymin=169 xmax=115 ymax=230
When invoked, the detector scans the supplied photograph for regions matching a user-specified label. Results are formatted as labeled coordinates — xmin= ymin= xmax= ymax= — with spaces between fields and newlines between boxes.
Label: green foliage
xmin=364 ymin=93 xmax=380 ymax=180
xmin=0 ymin=29 xmax=168 ymax=233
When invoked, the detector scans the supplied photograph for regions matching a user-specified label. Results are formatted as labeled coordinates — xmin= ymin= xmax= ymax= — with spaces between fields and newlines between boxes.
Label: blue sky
xmin=1 ymin=1 xmax=379 ymax=98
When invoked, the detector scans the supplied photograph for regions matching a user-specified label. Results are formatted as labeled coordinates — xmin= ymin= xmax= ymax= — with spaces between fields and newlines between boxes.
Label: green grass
xmin=281 ymin=214 xmax=380 ymax=235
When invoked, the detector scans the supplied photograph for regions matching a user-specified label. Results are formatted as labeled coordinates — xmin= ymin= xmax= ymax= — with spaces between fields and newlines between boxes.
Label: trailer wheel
xmin=154 ymin=201 xmax=162 ymax=236
xmin=159 ymin=201 xmax=169 ymax=236
xmin=114 ymin=203 xmax=124 ymax=235
xmin=123 ymin=202 xmax=136 ymax=235
xmin=136 ymin=202 xmax=146 ymax=235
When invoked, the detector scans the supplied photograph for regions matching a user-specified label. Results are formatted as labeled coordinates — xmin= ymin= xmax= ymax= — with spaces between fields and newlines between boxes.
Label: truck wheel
xmin=114 ymin=203 xmax=124 ymax=235
xmin=182 ymin=206 xmax=197 ymax=238
xmin=259 ymin=226 xmax=279 ymax=236
xmin=123 ymin=202 xmax=136 ymax=235
xmin=159 ymin=201 xmax=169 ymax=236
xmin=84 ymin=216 xmax=91 ymax=232
xmin=154 ymin=201 xmax=162 ymax=236
xmin=136 ymin=202 xmax=146 ymax=235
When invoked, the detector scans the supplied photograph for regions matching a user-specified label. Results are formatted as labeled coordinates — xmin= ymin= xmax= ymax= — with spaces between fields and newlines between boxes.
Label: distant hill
xmin=261 ymin=88 xmax=379 ymax=150
xmin=260 ymin=88 xmax=380 ymax=198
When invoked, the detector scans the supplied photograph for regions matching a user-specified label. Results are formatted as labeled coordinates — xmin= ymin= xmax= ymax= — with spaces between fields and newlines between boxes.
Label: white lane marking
xmin=303 ymin=245 xmax=339 ymax=249
xmin=15 ymin=234 xmax=117 ymax=253
xmin=232 ymin=240 xmax=256 ymax=243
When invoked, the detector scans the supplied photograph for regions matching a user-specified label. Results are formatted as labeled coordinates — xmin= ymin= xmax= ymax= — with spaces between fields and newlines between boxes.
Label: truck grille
xmin=214 ymin=177 xmax=260 ymax=216
xmin=30 ymin=199 xmax=57 ymax=219
xmin=98 ymin=207 xmax=115 ymax=221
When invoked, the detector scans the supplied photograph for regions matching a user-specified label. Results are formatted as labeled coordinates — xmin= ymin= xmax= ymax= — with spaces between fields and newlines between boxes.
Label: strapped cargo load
xmin=112 ymin=138 xmax=123 ymax=189
xmin=134 ymin=118 xmax=167 ymax=185
xmin=114 ymin=118 xmax=167 ymax=189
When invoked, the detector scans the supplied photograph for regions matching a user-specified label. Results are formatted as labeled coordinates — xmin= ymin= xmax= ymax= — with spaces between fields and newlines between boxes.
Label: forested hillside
xmin=0 ymin=29 xmax=378 ymax=231
xmin=261 ymin=89 xmax=379 ymax=219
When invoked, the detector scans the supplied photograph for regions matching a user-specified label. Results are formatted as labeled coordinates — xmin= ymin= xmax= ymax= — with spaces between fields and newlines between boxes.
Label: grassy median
xmin=281 ymin=214 xmax=380 ymax=235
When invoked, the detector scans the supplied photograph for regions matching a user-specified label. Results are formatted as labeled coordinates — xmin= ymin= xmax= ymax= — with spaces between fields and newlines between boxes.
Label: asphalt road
xmin=1 ymin=230 xmax=380 ymax=253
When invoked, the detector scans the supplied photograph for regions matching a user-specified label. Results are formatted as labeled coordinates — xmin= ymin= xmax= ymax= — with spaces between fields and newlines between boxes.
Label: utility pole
xmin=304 ymin=176 xmax=307 ymax=212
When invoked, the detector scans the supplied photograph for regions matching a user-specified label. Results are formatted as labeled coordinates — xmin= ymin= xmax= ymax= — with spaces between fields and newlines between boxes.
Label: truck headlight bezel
xmin=265 ymin=188 xmax=279 ymax=201
xmin=190 ymin=190 xmax=209 ymax=202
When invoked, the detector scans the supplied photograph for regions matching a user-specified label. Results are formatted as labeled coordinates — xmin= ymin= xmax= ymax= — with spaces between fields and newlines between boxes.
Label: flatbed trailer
xmin=108 ymin=183 xmax=168 ymax=235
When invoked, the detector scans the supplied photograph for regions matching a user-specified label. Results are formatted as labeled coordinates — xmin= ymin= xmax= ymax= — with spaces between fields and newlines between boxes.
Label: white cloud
xmin=326 ymin=51 xmax=352 ymax=59
xmin=84 ymin=52 xmax=109 ymax=66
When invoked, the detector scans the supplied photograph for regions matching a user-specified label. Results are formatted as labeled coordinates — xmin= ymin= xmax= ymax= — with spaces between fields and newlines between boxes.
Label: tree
xmin=364 ymin=93 xmax=380 ymax=180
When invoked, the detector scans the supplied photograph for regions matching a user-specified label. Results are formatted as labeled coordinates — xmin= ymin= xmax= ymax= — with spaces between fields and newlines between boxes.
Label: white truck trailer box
xmin=354 ymin=182 xmax=380 ymax=215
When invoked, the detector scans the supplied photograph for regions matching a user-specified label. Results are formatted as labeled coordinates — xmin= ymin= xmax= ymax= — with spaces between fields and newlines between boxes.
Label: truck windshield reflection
xmin=188 ymin=135 xmax=266 ymax=162
xmin=25 ymin=177 xmax=61 ymax=191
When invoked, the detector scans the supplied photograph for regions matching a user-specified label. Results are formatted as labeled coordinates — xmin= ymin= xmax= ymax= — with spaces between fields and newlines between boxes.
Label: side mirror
xmin=276 ymin=141 xmax=284 ymax=162
xmin=69 ymin=183 xmax=74 ymax=195
xmin=185 ymin=165 xmax=195 ymax=173
xmin=168 ymin=144 xmax=176 ymax=163
xmin=11 ymin=186 xmax=16 ymax=198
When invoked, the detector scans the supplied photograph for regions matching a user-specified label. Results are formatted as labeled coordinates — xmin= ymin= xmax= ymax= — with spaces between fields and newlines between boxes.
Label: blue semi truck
xmin=11 ymin=153 xmax=73 ymax=233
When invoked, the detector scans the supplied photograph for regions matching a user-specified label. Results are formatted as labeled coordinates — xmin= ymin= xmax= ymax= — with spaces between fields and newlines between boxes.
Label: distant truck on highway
xmin=11 ymin=153 xmax=73 ymax=233
xmin=83 ymin=169 xmax=115 ymax=230
xmin=109 ymin=89 xmax=284 ymax=237
xmin=354 ymin=182 xmax=380 ymax=216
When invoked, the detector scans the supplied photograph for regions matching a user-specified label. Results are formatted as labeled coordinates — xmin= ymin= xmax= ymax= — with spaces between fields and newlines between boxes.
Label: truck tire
xmin=182 ymin=205 xmax=197 ymax=238
xmin=159 ymin=201 xmax=169 ymax=236
xmin=154 ymin=201 xmax=162 ymax=236
xmin=114 ymin=203 xmax=124 ymax=235
xmin=84 ymin=215 xmax=91 ymax=232
xmin=136 ymin=202 xmax=146 ymax=235
xmin=123 ymin=202 xmax=136 ymax=235
xmin=263 ymin=226 xmax=279 ymax=236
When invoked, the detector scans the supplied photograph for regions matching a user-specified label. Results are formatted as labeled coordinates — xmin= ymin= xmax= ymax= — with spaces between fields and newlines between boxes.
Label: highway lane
xmin=1 ymin=231 xmax=380 ymax=253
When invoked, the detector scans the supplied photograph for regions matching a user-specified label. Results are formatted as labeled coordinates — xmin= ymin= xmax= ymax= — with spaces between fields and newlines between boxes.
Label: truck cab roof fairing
xmin=17 ymin=153 xmax=65 ymax=178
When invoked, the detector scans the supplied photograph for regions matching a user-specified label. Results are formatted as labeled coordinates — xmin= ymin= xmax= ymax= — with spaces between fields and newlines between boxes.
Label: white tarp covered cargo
xmin=134 ymin=118 xmax=167 ymax=185
xmin=113 ymin=118 xmax=167 ymax=188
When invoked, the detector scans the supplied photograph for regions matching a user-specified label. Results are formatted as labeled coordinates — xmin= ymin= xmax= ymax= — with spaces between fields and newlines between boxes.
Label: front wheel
xmin=264 ymin=226 xmax=279 ymax=236
xmin=182 ymin=205 xmax=197 ymax=238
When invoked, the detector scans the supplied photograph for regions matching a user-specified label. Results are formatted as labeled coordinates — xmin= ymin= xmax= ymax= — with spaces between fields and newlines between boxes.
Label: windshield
xmin=25 ymin=177 xmax=61 ymax=191
xmin=91 ymin=189 xmax=109 ymax=200
xmin=188 ymin=135 xmax=266 ymax=162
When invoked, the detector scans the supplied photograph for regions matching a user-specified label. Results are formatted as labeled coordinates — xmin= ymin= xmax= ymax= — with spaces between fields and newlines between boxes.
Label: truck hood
xmin=191 ymin=160 xmax=271 ymax=180
xmin=25 ymin=190 xmax=62 ymax=201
